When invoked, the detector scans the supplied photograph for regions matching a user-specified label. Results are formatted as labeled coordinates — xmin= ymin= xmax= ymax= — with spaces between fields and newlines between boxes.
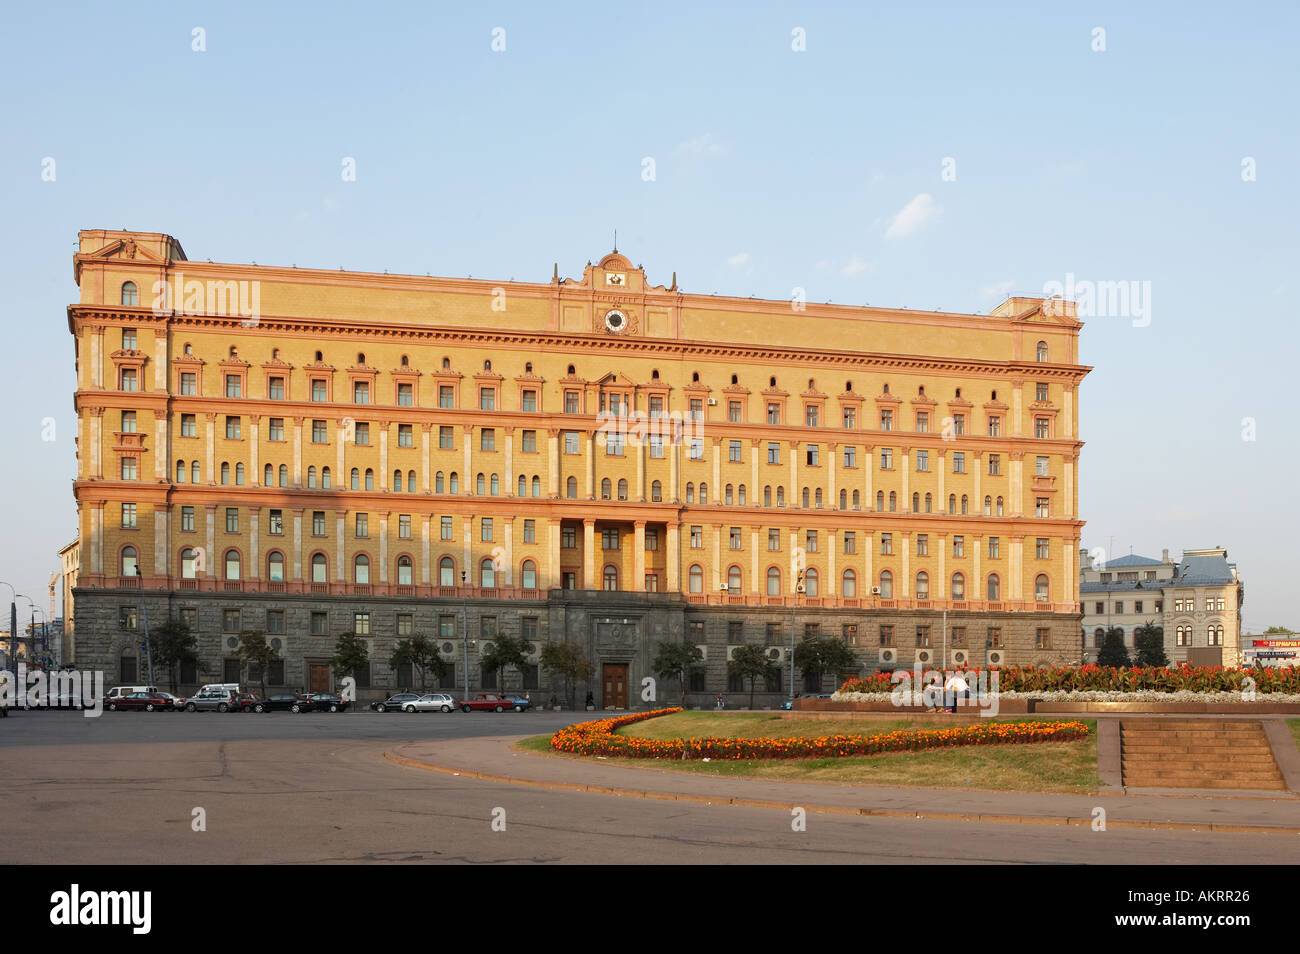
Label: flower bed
xmin=549 ymin=708 xmax=1092 ymax=760
xmin=837 ymin=665 xmax=1300 ymax=698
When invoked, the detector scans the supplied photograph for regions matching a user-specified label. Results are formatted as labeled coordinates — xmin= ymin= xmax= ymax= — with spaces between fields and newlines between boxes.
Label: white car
xmin=404 ymin=693 xmax=458 ymax=713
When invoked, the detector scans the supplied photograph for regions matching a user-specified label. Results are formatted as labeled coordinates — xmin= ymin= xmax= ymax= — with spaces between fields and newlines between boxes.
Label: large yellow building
xmin=68 ymin=229 xmax=1088 ymax=705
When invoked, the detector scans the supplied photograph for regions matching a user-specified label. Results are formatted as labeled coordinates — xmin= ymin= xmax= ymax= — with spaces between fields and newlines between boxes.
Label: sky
xmin=0 ymin=1 xmax=1296 ymax=633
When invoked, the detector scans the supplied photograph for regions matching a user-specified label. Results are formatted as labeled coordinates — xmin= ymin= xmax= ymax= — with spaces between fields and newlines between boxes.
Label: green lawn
xmin=513 ymin=713 xmax=1100 ymax=793
xmin=1288 ymin=719 xmax=1300 ymax=747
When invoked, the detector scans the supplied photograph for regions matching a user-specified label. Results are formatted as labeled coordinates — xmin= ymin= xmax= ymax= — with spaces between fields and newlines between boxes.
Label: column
xmin=462 ymin=424 xmax=473 ymax=492
xmin=90 ymin=328 xmax=103 ymax=388
xmin=336 ymin=512 xmax=347 ymax=583
xmin=750 ymin=439 xmax=760 ymax=503
xmin=548 ymin=518 xmax=561 ymax=588
xmin=900 ymin=447 xmax=910 ymax=509
xmin=154 ymin=333 xmax=168 ymax=390
xmin=1063 ymin=386 xmax=1075 ymax=439
xmin=973 ymin=535 xmax=983 ymax=602
xmin=1061 ymin=537 xmax=1073 ymax=605
xmin=503 ymin=518 xmax=513 ymax=586
xmin=863 ymin=444 xmax=873 ymax=506
xmin=292 ymin=510 xmax=304 ymax=582
xmin=379 ymin=513 xmax=389 ymax=583
xmin=420 ymin=424 xmax=432 ymax=493
xmin=669 ymin=438 xmax=679 ymax=501
xmin=293 ymin=418 xmax=304 ymax=486
xmin=633 ymin=521 xmax=646 ymax=591
xmin=828 ymin=529 xmax=837 ymax=596
xmin=901 ymin=532 xmax=911 ymax=598
xmin=711 ymin=438 xmax=721 ymax=495
xmin=249 ymin=507 xmax=261 ymax=580
xmin=1010 ymin=452 xmax=1024 ymax=517
xmin=249 ymin=415 xmax=261 ymax=485
xmin=938 ymin=534 xmax=947 ymax=602
xmin=636 ymin=440 xmax=645 ymax=501
xmin=936 ymin=449 xmax=946 ymax=509
xmin=153 ymin=506 xmax=168 ymax=584
xmin=462 ymin=518 xmax=472 ymax=582
xmin=585 ymin=431 xmax=595 ymax=498
xmin=379 ymin=422 xmax=389 ymax=490
xmin=547 ymin=429 xmax=560 ymax=497
xmin=420 ymin=515 xmax=431 ymax=584
xmin=750 ymin=526 xmax=761 ymax=594
xmin=666 ymin=523 xmax=680 ymax=591
xmin=205 ymin=506 xmax=217 ymax=585
xmin=864 ymin=531 xmax=873 ymax=596
xmin=788 ymin=440 xmax=799 ymax=504
xmin=154 ymin=411 xmax=168 ymax=480
xmin=88 ymin=410 xmax=102 ymax=479
xmin=827 ymin=442 xmax=837 ymax=509
xmin=504 ymin=427 xmax=514 ymax=495
xmin=336 ymin=420 xmax=346 ymax=485
xmin=1010 ymin=536 xmax=1024 ymax=601
xmin=711 ymin=524 xmax=721 ymax=592
xmin=1063 ymin=453 xmax=1075 ymax=518
xmin=1012 ymin=380 xmax=1023 ymax=437
xmin=973 ymin=452 xmax=983 ymax=510
xmin=205 ymin=413 xmax=217 ymax=483
xmin=582 ymin=518 xmax=595 ymax=589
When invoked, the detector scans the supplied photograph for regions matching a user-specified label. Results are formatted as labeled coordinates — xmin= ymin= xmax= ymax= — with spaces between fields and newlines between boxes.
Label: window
xmin=521 ymin=560 xmax=537 ymax=588
xmin=986 ymin=574 xmax=1000 ymax=601
xmin=603 ymin=565 xmax=619 ymax=591
xmin=1035 ymin=628 xmax=1051 ymax=650
xmin=222 ymin=609 xmax=240 ymax=633
xmin=916 ymin=534 xmax=928 ymax=556
xmin=225 ymin=375 xmax=242 ymax=399
xmin=915 ymin=572 xmax=929 ymax=600
xmin=481 ymin=428 xmax=495 ymax=451
xmin=805 ymin=529 xmax=818 ymax=553
xmin=481 ymin=518 xmax=493 ymax=542
xmin=766 ymin=566 xmax=782 ymax=596
xmin=689 ymin=438 xmax=703 ymax=460
xmin=953 ymin=413 xmax=965 ymax=436
xmin=767 ymin=443 xmax=780 ymax=464
xmin=988 ymin=454 xmax=1000 ymax=476
xmin=878 ymin=570 xmax=893 ymax=599
xmin=988 ymin=537 xmax=1000 ymax=559
xmin=805 ymin=405 xmax=819 ymax=427
xmin=843 ymin=445 xmax=856 ymax=467
xmin=843 ymin=407 xmax=856 ymax=428
xmin=879 ymin=625 xmax=894 ymax=647
xmin=1035 ymin=574 xmax=1050 ymax=601
xmin=225 ymin=416 xmax=241 ymax=440
xmin=689 ymin=564 xmax=704 ymax=594
xmin=987 ymin=627 xmax=1003 ymax=649
xmin=479 ymin=388 xmax=495 ymax=411
xmin=880 ymin=448 xmax=893 ymax=470
xmin=916 ymin=412 xmax=929 ymax=433
xmin=728 ymin=401 xmax=742 ymax=423
xmin=180 ymin=506 xmax=195 ymax=533
xmin=225 ymin=508 xmax=239 ymax=533
xmin=916 ymin=449 xmax=928 ymax=472
xmin=439 ymin=386 xmax=455 ymax=409
xmin=727 ymin=565 xmax=743 ymax=592
xmin=915 ymin=625 xmax=930 ymax=648
xmin=439 ymin=557 xmax=455 ymax=586
xmin=988 ymin=415 xmax=1001 ymax=437
xmin=728 ymin=440 xmax=742 ymax=463
xmin=768 ymin=528 xmax=780 ymax=551
xmin=689 ymin=526 xmax=702 ymax=549
xmin=1035 ymin=418 xmax=1050 ymax=439
xmin=563 ymin=431 xmax=580 ymax=455
xmin=951 ymin=572 xmax=965 ymax=600
xmin=600 ymin=477 xmax=612 ymax=500
xmin=267 ymin=509 xmax=283 ymax=536
xmin=844 ymin=531 xmax=856 ymax=554
xmin=1036 ymin=340 xmax=1048 ymax=362
xmin=119 ymin=502 xmax=137 ymax=529
xmin=354 ymin=612 xmax=371 ymax=635
xmin=120 ymin=283 xmax=138 ymax=307
xmin=224 ymin=550 xmax=241 ymax=581
xmin=806 ymin=444 xmax=819 ymax=466
xmin=311 ymin=553 xmax=328 ymax=583
xmin=398 ymin=424 xmax=413 ymax=448
xmin=767 ymin=403 xmax=781 ymax=425
xmin=880 ymin=533 xmax=893 ymax=555
xmin=1036 ymin=537 xmax=1049 ymax=559
xmin=355 ymin=513 xmax=368 ymax=537
xmin=952 ymin=535 xmax=964 ymax=558
xmin=441 ymin=516 xmax=453 ymax=540
xmin=480 ymin=558 xmax=496 ymax=587
xmin=267 ymin=551 xmax=285 ymax=582
xmin=645 ymin=529 xmax=659 ymax=551
xmin=842 ymin=569 xmax=857 ymax=597
xmin=880 ymin=409 xmax=893 ymax=431
xmin=352 ymin=381 xmax=369 ymax=404
xmin=355 ymin=422 xmax=370 ymax=445
xmin=179 ymin=372 xmax=196 ymax=395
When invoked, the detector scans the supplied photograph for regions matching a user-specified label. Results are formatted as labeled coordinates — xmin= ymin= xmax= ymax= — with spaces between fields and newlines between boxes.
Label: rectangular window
xmin=355 ymin=513 xmax=368 ymax=537
xmin=879 ymin=625 xmax=894 ymax=648
xmin=121 ymin=503 xmax=137 ymax=529
xmin=397 ymin=383 xmax=413 ymax=407
xmin=689 ymin=438 xmax=703 ymax=460
xmin=177 ymin=371 xmax=196 ymax=395
xmin=915 ymin=626 xmax=931 ymax=648
xmin=225 ymin=508 xmax=238 ymax=533
xmin=951 ymin=627 xmax=966 ymax=648
xmin=953 ymin=413 xmax=965 ymax=436
xmin=729 ymin=527 xmax=741 ymax=550
xmin=648 ymin=395 xmax=664 ymax=418
xmin=120 ymin=457 xmax=137 ymax=480
xmin=562 ymin=527 xmax=576 ymax=548
xmin=1035 ymin=628 xmax=1051 ymax=650
xmin=564 ymin=431 xmax=579 ymax=454
xmin=225 ymin=416 xmax=241 ymax=440
xmin=519 ymin=389 xmax=537 ymax=412
xmin=480 ymin=428 xmax=495 ymax=451
xmin=843 ymin=446 xmax=856 ymax=467
xmin=767 ymin=443 xmax=780 ymax=464
xmin=987 ymin=627 xmax=1003 ymax=648
xmin=311 ymin=379 xmax=327 ymax=402
xmin=916 ymin=534 xmax=928 ymax=556
xmin=805 ymin=530 xmax=818 ymax=553
xmin=765 ymin=622 xmax=783 ymax=646
xmin=120 ymin=410 xmax=136 ymax=434
xmin=181 ymin=506 xmax=195 ymax=532
xmin=223 ymin=609 xmax=240 ymax=633
xmin=645 ymin=529 xmax=659 ymax=551
xmin=915 ymin=449 xmax=928 ymax=472
xmin=729 ymin=440 xmax=742 ymax=463
xmin=180 ymin=413 xmax=196 ymax=438
xmin=880 ymin=409 xmax=893 ymax=431
xmin=844 ymin=532 xmax=855 ymax=554
xmin=397 ymin=613 xmax=413 ymax=636
xmin=952 ymin=452 xmax=965 ymax=474
xmin=843 ymin=407 xmax=856 ymax=428
xmin=689 ymin=526 xmax=702 ymax=549
xmin=439 ymin=425 xmax=453 ymax=450
xmin=988 ymin=537 xmax=1000 ymax=559
xmin=880 ymin=533 xmax=892 ymax=555
xmin=354 ymin=422 xmax=370 ymax=445
xmin=728 ymin=621 xmax=744 ymax=645
xmin=398 ymin=424 xmax=413 ymax=447
xmin=880 ymin=448 xmax=893 ymax=470
xmin=649 ymin=434 xmax=664 ymax=458
xmin=687 ymin=621 xmax=706 ymax=644
xmin=481 ymin=518 xmax=493 ymax=542
xmin=602 ymin=528 xmax=621 ymax=550
xmin=1035 ymin=418 xmax=1050 ymax=439
xmin=266 ymin=418 xmax=284 ymax=442
xmin=439 ymin=385 xmax=455 ymax=409
xmin=311 ymin=611 xmax=328 ymax=635
xmin=607 ymin=432 xmax=625 ymax=456
xmin=768 ymin=528 xmax=780 ymax=551
xmin=313 ymin=511 xmax=326 ymax=536
xmin=1036 ymin=456 xmax=1050 ymax=477
xmin=354 ymin=612 xmax=370 ymax=635
xmin=523 ymin=519 xmax=535 ymax=543
xmin=952 ymin=535 xmax=964 ymax=558
xmin=728 ymin=400 xmax=742 ymax=423
xmin=312 ymin=420 xmax=327 ymax=443
xmin=441 ymin=516 xmax=453 ymax=540
xmin=522 ymin=430 xmax=536 ymax=453
xmin=225 ymin=375 xmax=242 ymax=398
xmin=916 ymin=412 xmax=929 ymax=433
xmin=805 ymin=406 xmax=819 ymax=427
xmin=1134 ymin=601 xmax=1144 ymax=614
xmin=988 ymin=415 xmax=1001 ymax=437
xmin=479 ymin=388 xmax=495 ymax=411
xmin=1036 ymin=497 xmax=1050 ymax=517
xmin=1036 ymin=537 xmax=1049 ymax=559
xmin=689 ymin=398 xmax=703 ymax=421
xmin=564 ymin=392 xmax=580 ymax=414
xmin=987 ymin=454 xmax=1000 ymax=476
xmin=352 ymin=381 xmax=369 ymax=404
xmin=767 ymin=403 xmax=781 ymax=425
xmin=268 ymin=509 xmax=283 ymax=535
xmin=398 ymin=514 xmax=411 ymax=539
xmin=805 ymin=444 xmax=819 ymax=466
xmin=266 ymin=611 xmax=285 ymax=635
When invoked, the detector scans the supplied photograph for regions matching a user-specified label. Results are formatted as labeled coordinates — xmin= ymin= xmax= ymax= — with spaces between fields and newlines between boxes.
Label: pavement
xmin=386 ymin=731 xmax=1300 ymax=834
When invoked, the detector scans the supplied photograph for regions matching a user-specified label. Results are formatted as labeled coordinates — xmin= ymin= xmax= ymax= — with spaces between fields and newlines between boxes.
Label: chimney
xmin=1162 ymin=548 xmax=1169 ymax=563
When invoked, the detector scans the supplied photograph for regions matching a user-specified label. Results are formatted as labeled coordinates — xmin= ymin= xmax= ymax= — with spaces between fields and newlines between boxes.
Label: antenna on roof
xmin=613 ymin=229 xmax=617 ymax=252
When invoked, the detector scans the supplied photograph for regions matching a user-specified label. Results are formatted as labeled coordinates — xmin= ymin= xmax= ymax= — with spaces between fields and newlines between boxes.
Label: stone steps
xmin=1119 ymin=719 xmax=1284 ymax=790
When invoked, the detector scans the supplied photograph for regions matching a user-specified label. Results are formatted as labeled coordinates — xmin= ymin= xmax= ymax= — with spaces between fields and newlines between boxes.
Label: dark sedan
xmin=306 ymin=693 xmax=349 ymax=712
xmin=108 ymin=692 xmax=173 ymax=712
xmin=259 ymin=693 xmax=316 ymax=713
xmin=370 ymin=693 xmax=421 ymax=712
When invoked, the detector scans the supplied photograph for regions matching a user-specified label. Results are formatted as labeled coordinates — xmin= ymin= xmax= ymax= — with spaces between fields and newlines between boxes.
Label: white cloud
xmin=841 ymin=256 xmax=874 ymax=277
xmin=674 ymin=133 xmax=726 ymax=159
xmin=727 ymin=252 xmax=751 ymax=266
xmin=884 ymin=193 xmax=938 ymax=239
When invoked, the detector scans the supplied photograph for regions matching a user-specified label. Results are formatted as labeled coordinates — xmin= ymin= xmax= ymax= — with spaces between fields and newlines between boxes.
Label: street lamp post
xmin=460 ymin=570 xmax=470 ymax=700
xmin=788 ymin=568 xmax=804 ymax=706
xmin=0 ymin=581 xmax=16 ymax=681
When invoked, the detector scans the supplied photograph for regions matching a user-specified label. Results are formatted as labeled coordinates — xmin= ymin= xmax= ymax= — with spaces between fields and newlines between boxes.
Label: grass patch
xmin=616 ymin=710 xmax=1044 ymax=741
xmin=1288 ymin=719 xmax=1300 ymax=748
xmin=515 ymin=734 xmax=554 ymax=753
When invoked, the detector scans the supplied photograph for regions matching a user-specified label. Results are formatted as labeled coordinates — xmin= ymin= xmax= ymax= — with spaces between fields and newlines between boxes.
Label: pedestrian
xmin=944 ymin=671 xmax=970 ymax=713
xmin=715 ymin=694 xmax=724 ymax=710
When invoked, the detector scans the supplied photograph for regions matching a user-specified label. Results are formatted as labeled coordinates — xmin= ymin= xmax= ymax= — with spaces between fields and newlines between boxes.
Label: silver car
xmin=183 ymin=687 xmax=239 ymax=712
xmin=404 ymin=693 xmax=458 ymax=713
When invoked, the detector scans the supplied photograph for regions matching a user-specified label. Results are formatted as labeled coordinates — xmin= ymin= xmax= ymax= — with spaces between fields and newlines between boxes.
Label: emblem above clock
xmin=556 ymin=249 xmax=677 ymax=338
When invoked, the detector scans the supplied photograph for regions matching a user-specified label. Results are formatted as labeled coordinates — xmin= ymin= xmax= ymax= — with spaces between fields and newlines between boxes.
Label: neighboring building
xmin=1243 ymin=630 xmax=1298 ymax=668
xmin=67 ymin=229 xmax=1088 ymax=704
xmin=58 ymin=537 xmax=80 ymax=666
xmin=1080 ymin=547 xmax=1244 ymax=665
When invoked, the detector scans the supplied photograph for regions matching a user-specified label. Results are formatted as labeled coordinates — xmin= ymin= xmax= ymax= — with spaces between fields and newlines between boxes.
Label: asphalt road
xmin=2 ymin=711 xmax=1295 ymax=864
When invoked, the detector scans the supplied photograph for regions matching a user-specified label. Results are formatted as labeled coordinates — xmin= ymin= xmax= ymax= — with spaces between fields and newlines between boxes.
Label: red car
xmin=108 ymin=692 xmax=173 ymax=712
xmin=460 ymin=693 xmax=526 ymax=713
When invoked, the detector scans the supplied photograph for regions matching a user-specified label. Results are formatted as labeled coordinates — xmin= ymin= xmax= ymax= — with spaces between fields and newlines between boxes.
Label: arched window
xmin=948 ymin=493 xmax=956 ymax=514
xmin=480 ymin=558 xmax=496 ymax=588
xmin=764 ymin=486 xmax=772 ymax=507
xmin=408 ymin=471 xmax=416 ymax=493
xmin=235 ymin=463 xmax=245 ymax=485
xmin=651 ymin=479 xmax=662 ymax=501
xmin=842 ymin=568 xmax=857 ymax=597
xmin=1094 ymin=627 xmax=1106 ymax=647
xmin=951 ymin=572 xmax=965 ymax=600
xmin=699 ymin=482 xmax=708 ymax=504
xmin=394 ymin=469 xmax=404 ymax=492
xmin=1035 ymin=574 xmax=1050 ymax=602
xmin=365 ymin=469 xmax=374 ymax=491
xmin=961 ymin=494 xmax=968 ymax=515
xmin=176 ymin=460 xmax=186 ymax=483
xmin=728 ymin=565 xmax=743 ymax=592
xmin=191 ymin=461 xmax=200 ymax=483
xmin=180 ymin=548 xmax=197 ymax=579
xmin=322 ymin=467 xmax=332 ymax=489
xmin=531 ymin=476 xmax=540 ymax=497
xmin=267 ymin=551 xmax=284 ymax=582
xmin=984 ymin=495 xmax=992 ymax=516
xmin=566 ymin=476 xmax=577 ymax=498
xmin=397 ymin=556 xmax=413 ymax=586
xmin=442 ymin=356 xmax=451 ymax=369
xmin=120 ymin=546 xmax=138 ymax=577
xmin=888 ymin=492 xmax=897 ymax=512
xmin=912 ymin=492 xmax=920 ymax=512
xmin=777 ymin=486 xmax=786 ymax=507
xmin=802 ymin=488 xmax=810 ymax=508
xmin=726 ymin=484 xmax=735 ymax=506
xmin=685 ymin=482 xmax=694 ymax=503
xmin=311 ymin=553 xmax=328 ymax=583
xmin=601 ymin=478 xmax=612 ymax=500
xmin=839 ymin=489 xmax=847 ymax=510
xmin=121 ymin=281 xmax=138 ymax=306
xmin=521 ymin=560 xmax=537 ymax=589
xmin=689 ymin=564 xmax=704 ymax=594
xmin=279 ymin=464 xmax=288 ymax=487
xmin=435 ymin=471 xmax=445 ymax=493
xmin=924 ymin=493 xmax=932 ymax=513
xmin=354 ymin=554 xmax=370 ymax=584
xmin=264 ymin=464 xmax=273 ymax=485
xmin=804 ymin=567 xmax=819 ymax=597
xmin=220 ymin=462 xmax=230 ymax=485
xmin=815 ymin=488 xmax=823 ymax=508
xmin=915 ymin=571 xmax=929 ymax=599
xmin=439 ymin=556 xmax=455 ymax=586
xmin=879 ymin=570 xmax=893 ymax=599
xmin=876 ymin=490 xmax=884 ymax=510
xmin=739 ymin=485 xmax=747 ymax=506
xmin=767 ymin=566 xmax=782 ymax=596
xmin=351 ymin=468 xmax=360 ymax=490
xmin=1036 ymin=340 xmax=1048 ymax=362
xmin=518 ymin=475 xmax=527 ymax=497
xmin=996 ymin=496 xmax=1004 ymax=516
xmin=490 ymin=474 xmax=499 ymax=496
xmin=224 ymin=549 xmax=241 ymax=581
xmin=987 ymin=574 xmax=1001 ymax=601
xmin=603 ymin=565 xmax=619 ymax=591
xmin=307 ymin=466 xmax=317 ymax=488
xmin=476 ymin=474 xmax=487 ymax=496
xmin=449 ymin=472 xmax=459 ymax=494
xmin=617 ymin=478 xmax=628 ymax=500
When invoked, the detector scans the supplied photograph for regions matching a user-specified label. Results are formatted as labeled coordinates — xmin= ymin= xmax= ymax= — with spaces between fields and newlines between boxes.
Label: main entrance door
xmin=308 ymin=663 xmax=331 ymax=693
xmin=602 ymin=664 xmax=628 ymax=709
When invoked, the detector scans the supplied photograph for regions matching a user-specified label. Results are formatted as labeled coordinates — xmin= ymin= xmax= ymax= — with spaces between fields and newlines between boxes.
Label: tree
xmin=652 ymin=640 xmax=704 ymax=706
xmin=480 ymin=632 xmax=532 ymax=692
xmin=331 ymin=631 xmax=369 ymax=687
xmin=236 ymin=630 xmax=280 ymax=698
xmin=793 ymin=636 xmax=856 ymax=692
xmin=539 ymin=642 xmax=593 ymax=708
xmin=149 ymin=618 xmax=199 ymax=693
xmin=1097 ymin=626 xmax=1131 ymax=668
xmin=389 ymin=634 xmax=446 ymax=690
xmin=1133 ymin=622 xmax=1168 ymax=667
xmin=728 ymin=644 xmax=777 ymax=709
xmin=1264 ymin=625 xmax=1295 ymax=634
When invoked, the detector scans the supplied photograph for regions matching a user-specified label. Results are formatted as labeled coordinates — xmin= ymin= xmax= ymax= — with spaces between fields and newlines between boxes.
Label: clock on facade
xmin=604 ymin=309 xmax=628 ymax=333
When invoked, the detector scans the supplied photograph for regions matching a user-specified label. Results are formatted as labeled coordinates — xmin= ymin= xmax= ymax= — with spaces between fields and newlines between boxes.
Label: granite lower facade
xmin=70 ymin=586 xmax=1082 ymax=708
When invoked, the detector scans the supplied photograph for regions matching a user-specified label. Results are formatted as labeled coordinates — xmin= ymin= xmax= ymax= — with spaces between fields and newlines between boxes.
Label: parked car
xmin=461 ymin=693 xmax=527 ymax=713
xmin=260 ymin=693 xmax=314 ymax=713
xmin=236 ymin=691 xmax=263 ymax=713
xmin=306 ymin=693 xmax=349 ymax=712
xmin=183 ymin=687 xmax=240 ymax=712
xmin=105 ymin=685 xmax=159 ymax=703
xmin=155 ymin=692 xmax=185 ymax=710
xmin=371 ymin=693 xmax=421 ymax=713
xmin=108 ymin=691 xmax=173 ymax=712
xmin=402 ymin=693 xmax=458 ymax=713
xmin=503 ymin=694 xmax=533 ymax=712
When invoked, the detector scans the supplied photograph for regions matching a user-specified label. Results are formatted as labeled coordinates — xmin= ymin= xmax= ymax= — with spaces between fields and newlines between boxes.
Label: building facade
xmin=1079 ymin=547 xmax=1244 ymax=665
xmin=68 ymin=229 xmax=1088 ymax=705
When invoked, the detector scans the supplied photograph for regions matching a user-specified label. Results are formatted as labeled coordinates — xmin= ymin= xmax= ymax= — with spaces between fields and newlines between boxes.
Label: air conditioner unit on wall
xmin=726 ymin=645 xmax=743 ymax=661
xmin=917 ymin=649 xmax=933 ymax=665
xmin=766 ymin=646 xmax=785 ymax=662
xmin=707 ymin=398 xmax=718 ymax=406
xmin=953 ymin=649 xmax=968 ymax=665
xmin=879 ymin=648 xmax=897 ymax=665
xmin=796 ymin=584 xmax=806 ymax=594
xmin=871 ymin=586 xmax=881 ymax=595
xmin=987 ymin=650 xmax=1004 ymax=666
xmin=695 ymin=645 xmax=708 ymax=662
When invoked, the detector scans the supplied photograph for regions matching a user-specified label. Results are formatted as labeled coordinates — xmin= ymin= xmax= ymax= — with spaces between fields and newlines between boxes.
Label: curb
xmin=382 ymin=750 xmax=1300 ymax=835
